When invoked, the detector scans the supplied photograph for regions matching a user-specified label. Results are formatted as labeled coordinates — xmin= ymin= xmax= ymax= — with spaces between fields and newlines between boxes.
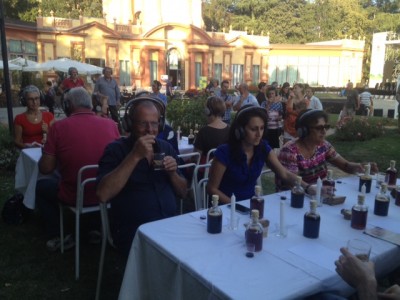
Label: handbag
xmin=2 ymin=193 xmax=27 ymax=225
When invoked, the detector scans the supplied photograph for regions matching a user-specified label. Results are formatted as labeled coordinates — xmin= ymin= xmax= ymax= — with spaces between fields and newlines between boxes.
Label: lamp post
xmin=0 ymin=0 xmax=14 ymax=135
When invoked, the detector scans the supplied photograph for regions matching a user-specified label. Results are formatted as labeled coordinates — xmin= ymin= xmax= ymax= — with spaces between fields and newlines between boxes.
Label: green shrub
xmin=332 ymin=117 xmax=384 ymax=141
xmin=0 ymin=125 xmax=18 ymax=171
xmin=166 ymin=96 xmax=208 ymax=135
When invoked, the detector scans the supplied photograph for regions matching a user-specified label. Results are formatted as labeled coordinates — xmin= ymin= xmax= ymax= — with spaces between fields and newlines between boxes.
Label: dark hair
xmin=258 ymin=81 xmax=267 ymax=90
xmin=221 ymin=80 xmax=229 ymax=87
xmin=267 ymin=87 xmax=277 ymax=96
xmin=152 ymin=80 xmax=162 ymax=89
xmin=228 ymin=105 xmax=268 ymax=162
xmin=282 ymin=82 xmax=290 ymax=89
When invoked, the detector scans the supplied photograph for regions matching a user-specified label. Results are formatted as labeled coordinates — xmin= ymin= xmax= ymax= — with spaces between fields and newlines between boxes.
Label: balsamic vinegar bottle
xmin=291 ymin=176 xmax=305 ymax=208
xmin=245 ymin=210 xmax=263 ymax=252
xmin=322 ymin=169 xmax=335 ymax=198
xmin=385 ymin=160 xmax=398 ymax=186
xmin=250 ymin=185 xmax=264 ymax=219
xmin=374 ymin=183 xmax=390 ymax=216
xmin=188 ymin=129 xmax=195 ymax=145
xmin=303 ymin=200 xmax=320 ymax=238
xmin=207 ymin=195 xmax=222 ymax=234
xmin=351 ymin=193 xmax=368 ymax=230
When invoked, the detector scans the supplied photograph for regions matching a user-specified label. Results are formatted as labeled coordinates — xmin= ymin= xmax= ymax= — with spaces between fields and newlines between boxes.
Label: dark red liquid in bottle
xmin=207 ymin=213 xmax=222 ymax=234
xmin=359 ymin=177 xmax=372 ymax=193
xmin=351 ymin=209 xmax=368 ymax=230
xmin=303 ymin=214 xmax=320 ymax=238
xmin=374 ymin=199 xmax=389 ymax=216
xmin=386 ymin=169 xmax=398 ymax=186
xmin=291 ymin=192 xmax=304 ymax=208
xmin=245 ymin=229 xmax=263 ymax=252
xmin=323 ymin=179 xmax=335 ymax=197
xmin=250 ymin=198 xmax=264 ymax=219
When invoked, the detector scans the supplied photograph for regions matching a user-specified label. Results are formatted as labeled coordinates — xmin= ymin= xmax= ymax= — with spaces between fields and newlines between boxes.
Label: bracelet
xmin=305 ymin=184 xmax=311 ymax=194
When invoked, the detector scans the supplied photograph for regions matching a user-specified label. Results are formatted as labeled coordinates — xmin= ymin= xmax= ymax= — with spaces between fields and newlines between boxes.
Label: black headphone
xmin=102 ymin=67 xmax=112 ymax=75
xmin=20 ymin=85 xmax=41 ymax=106
xmin=234 ymin=105 xmax=267 ymax=140
xmin=122 ymin=95 xmax=166 ymax=133
xmin=295 ymin=109 xmax=322 ymax=138
xmin=68 ymin=67 xmax=78 ymax=76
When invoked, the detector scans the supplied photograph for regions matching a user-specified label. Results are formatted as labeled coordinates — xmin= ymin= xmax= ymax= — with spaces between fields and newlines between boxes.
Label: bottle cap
xmin=310 ymin=200 xmax=317 ymax=209
xmin=251 ymin=209 xmax=259 ymax=219
xmin=211 ymin=194 xmax=219 ymax=206
xmin=390 ymin=160 xmax=396 ymax=166
xmin=327 ymin=169 xmax=333 ymax=178
xmin=357 ymin=194 xmax=365 ymax=204
xmin=381 ymin=182 xmax=388 ymax=192
xmin=296 ymin=176 xmax=302 ymax=183
xmin=255 ymin=185 xmax=261 ymax=195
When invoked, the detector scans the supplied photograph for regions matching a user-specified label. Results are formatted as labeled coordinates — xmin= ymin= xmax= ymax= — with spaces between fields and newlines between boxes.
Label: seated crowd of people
xmin=13 ymin=73 xmax=399 ymax=299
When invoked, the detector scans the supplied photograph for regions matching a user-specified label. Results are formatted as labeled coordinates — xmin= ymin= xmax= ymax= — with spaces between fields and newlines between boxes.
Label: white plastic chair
xmin=204 ymin=148 xmax=216 ymax=178
xmin=177 ymin=152 xmax=201 ymax=213
xmin=193 ymin=163 xmax=212 ymax=210
xmin=59 ymin=164 xmax=105 ymax=280
xmin=95 ymin=202 xmax=114 ymax=300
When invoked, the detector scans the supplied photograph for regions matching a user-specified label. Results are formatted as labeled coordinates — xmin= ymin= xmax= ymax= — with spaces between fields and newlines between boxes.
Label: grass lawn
xmin=0 ymin=115 xmax=399 ymax=299
xmin=0 ymin=171 xmax=125 ymax=300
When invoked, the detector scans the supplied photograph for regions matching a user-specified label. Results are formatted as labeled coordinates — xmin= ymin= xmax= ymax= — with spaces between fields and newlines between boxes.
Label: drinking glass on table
xmin=347 ymin=239 xmax=371 ymax=262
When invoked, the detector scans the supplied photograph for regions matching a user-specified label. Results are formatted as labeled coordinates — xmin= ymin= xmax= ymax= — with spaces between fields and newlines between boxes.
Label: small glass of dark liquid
xmin=347 ymin=239 xmax=371 ymax=262
xmin=395 ymin=187 xmax=400 ymax=206
xmin=291 ymin=192 xmax=304 ymax=208
xmin=359 ymin=176 xmax=372 ymax=193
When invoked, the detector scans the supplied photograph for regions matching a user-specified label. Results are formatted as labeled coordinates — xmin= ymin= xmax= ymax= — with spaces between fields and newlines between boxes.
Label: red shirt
xmin=14 ymin=112 xmax=54 ymax=144
xmin=43 ymin=112 xmax=119 ymax=205
xmin=61 ymin=77 xmax=85 ymax=90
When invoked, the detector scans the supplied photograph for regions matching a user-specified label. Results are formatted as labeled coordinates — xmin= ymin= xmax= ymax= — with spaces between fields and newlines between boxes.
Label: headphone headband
xmin=122 ymin=95 xmax=166 ymax=133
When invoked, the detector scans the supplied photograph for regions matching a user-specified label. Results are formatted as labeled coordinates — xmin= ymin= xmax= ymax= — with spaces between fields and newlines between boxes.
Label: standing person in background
xmin=44 ymin=81 xmax=56 ymax=115
xmin=209 ymin=79 xmax=221 ymax=96
xmin=14 ymin=85 xmax=55 ymax=149
xmin=340 ymin=82 xmax=359 ymax=125
xmin=233 ymin=83 xmax=259 ymax=111
xmin=216 ymin=80 xmax=234 ymax=124
xmin=256 ymin=82 xmax=268 ymax=106
xmin=283 ymin=83 xmax=308 ymax=143
xmin=261 ymin=88 xmax=284 ymax=149
xmin=305 ymin=86 xmax=323 ymax=110
xmin=151 ymin=80 xmax=167 ymax=106
xmin=94 ymin=67 xmax=122 ymax=133
xmin=58 ymin=67 xmax=85 ymax=93
xmin=166 ymin=76 xmax=174 ymax=100
xmin=279 ymin=82 xmax=291 ymax=102
xmin=359 ymin=88 xmax=373 ymax=116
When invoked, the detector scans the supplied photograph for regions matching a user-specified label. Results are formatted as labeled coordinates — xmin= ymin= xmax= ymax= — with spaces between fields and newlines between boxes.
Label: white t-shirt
xmin=359 ymin=91 xmax=372 ymax=106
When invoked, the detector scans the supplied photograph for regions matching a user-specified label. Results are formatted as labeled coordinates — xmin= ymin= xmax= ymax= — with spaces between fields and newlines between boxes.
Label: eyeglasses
xmin=310 ymin=125 xmax=330 ymax=131
xmin=135 ymin=121 xmax=159 ymax=129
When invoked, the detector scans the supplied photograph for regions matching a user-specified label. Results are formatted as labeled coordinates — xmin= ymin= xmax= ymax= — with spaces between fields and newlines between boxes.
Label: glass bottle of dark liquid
xmin=374 ymin=183 xmax=390 ymax=216
xmin=359 ymin=164 xmax=372 ymax=193
xmin=291 ymin=176 xmax=305 ymax=208
xmin=396 ymin=186 xmax=400 ymax=206
xmin=351 ymin=193 xmax=368 ymax=230
xmin=245 ymin=210 xmax=263 ymax=252
xmin=322 ymin=169 xmax=335 ymax=199
xmin=207 ymin=195 xmax=222 ymax=234
xmin=385 ymin=160 xmax=398 ymax=186
xmin=250 ymin=185 xmax=264 ymax=219
xmin=188 ymin=129 xmax=195 ymax=145
xmin=303 ymin=200 xmax=320 ymax=238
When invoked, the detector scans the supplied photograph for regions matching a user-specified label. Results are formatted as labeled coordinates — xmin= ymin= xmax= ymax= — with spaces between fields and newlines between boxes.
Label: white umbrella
xmin=0 ymin=60 xmax=22 ymax=71
xmin=23 ymin=58 xmax=103 ymax=75
xmin=9 ymin=57 xmax=39 ymax=69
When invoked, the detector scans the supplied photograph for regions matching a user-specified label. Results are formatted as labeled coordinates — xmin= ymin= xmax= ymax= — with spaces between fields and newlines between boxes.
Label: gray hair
xmin=64 ymin=87 xmax=92 ymax=109
xmin=22 ymin=85 xmax=40 ymax=99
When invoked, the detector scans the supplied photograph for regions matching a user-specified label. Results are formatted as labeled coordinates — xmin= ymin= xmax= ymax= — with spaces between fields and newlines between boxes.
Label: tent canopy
xmin=0 ymin=60 xmax=22 ymax=71
xmin=22 ymin=58 xmax=103 ymax=75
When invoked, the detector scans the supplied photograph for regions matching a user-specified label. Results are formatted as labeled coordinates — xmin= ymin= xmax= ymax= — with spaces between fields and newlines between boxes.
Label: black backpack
xmin=2 ymin=193 xmax=27 ymax=225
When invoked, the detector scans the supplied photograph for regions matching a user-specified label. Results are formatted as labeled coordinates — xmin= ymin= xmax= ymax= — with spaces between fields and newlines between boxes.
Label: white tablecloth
xmin=15 ymin=148 xmax=43 ymax=209
xmin=119 ymin=176 xmax=400 ymax=300
xmin=178 ymin=136 xmax=194 ymax=155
